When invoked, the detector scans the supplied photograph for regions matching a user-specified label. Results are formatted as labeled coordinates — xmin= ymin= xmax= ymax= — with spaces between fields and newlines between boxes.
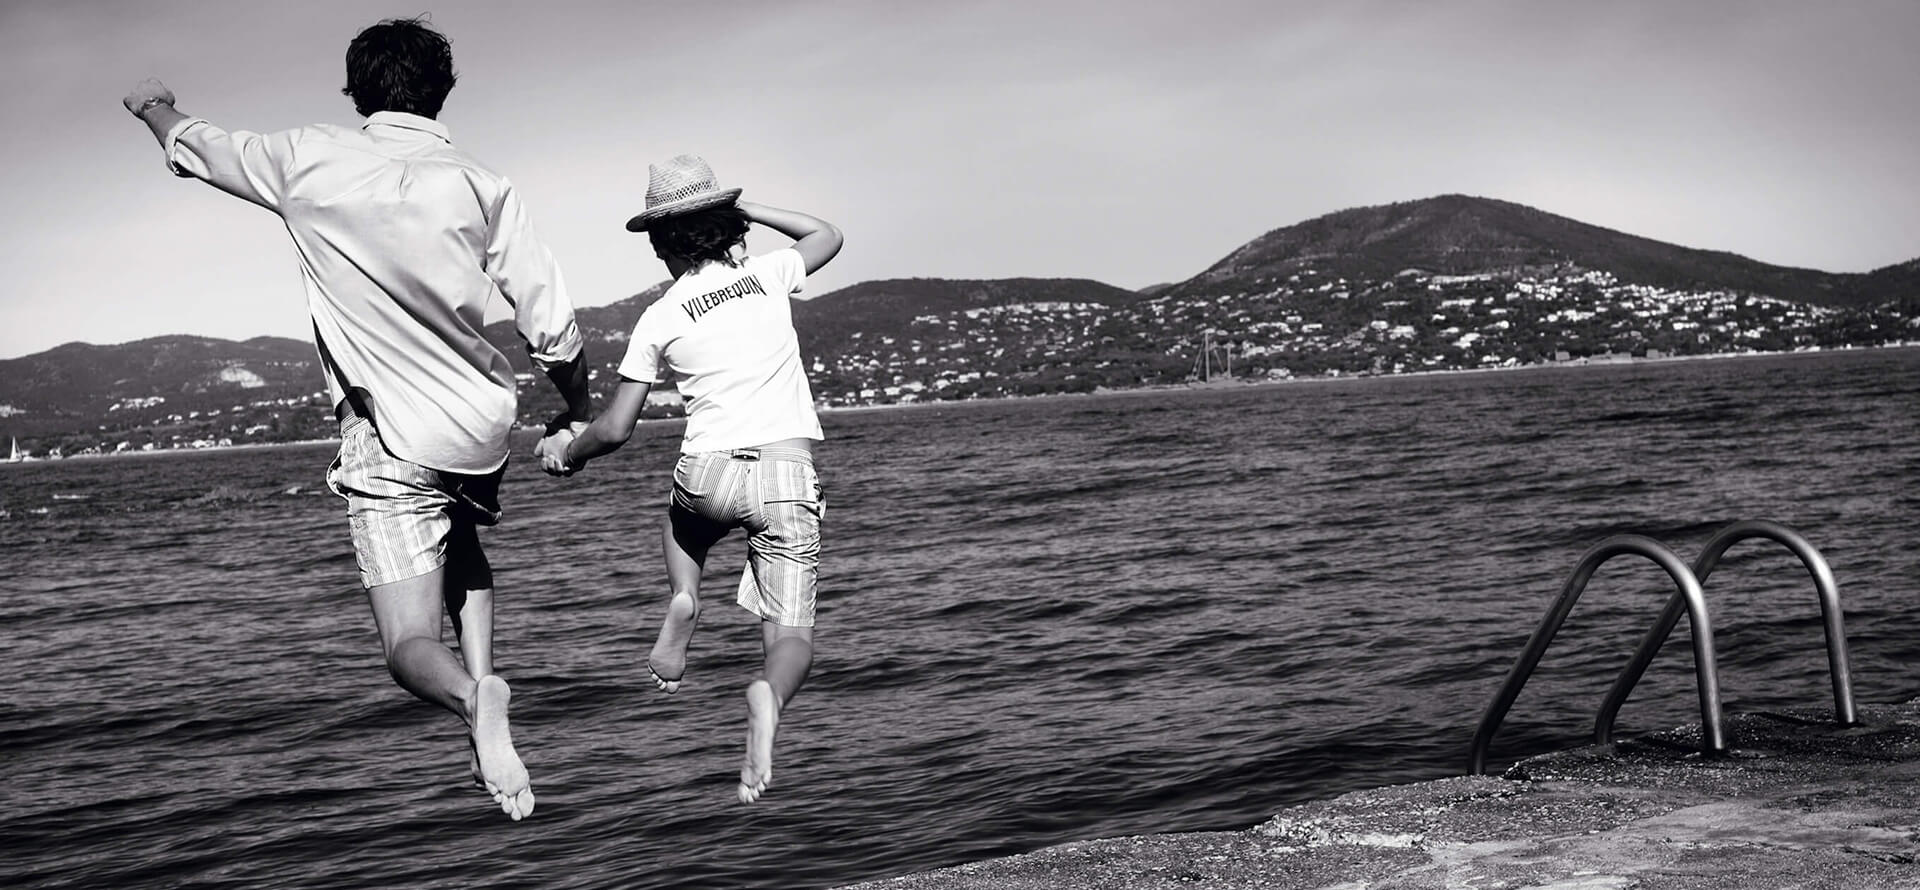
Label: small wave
xmin=179 ymin=484 xmax=268 ymax=506
xmin=1516 ymin=517 xmax=1730 ymax=550
xmin=1588 ymin=409 xmax=1685 ymax=424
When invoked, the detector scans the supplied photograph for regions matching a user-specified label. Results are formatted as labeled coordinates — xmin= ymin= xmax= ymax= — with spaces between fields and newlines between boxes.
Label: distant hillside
xmin=490 ymin=275 xmax=1145 ymax=413
xmin=470 ymin=275 xmax=1144 ymax=370
xmin=791 ymin=277 xmax=1144 ymax=354
xmin=0 ymin=335 xmax=317 ymax=434
xmin=1176 ymin=194 xmax=1903 ymax=309
xmin=1844 ymin=258 xmax=1920 ymax=310
xmin=0 ymin=274 xmax=1142 ymax=430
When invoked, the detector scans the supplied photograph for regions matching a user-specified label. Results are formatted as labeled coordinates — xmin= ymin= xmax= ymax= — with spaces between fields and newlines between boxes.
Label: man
xmin=123 ymin=17 xmax=590 ymax=821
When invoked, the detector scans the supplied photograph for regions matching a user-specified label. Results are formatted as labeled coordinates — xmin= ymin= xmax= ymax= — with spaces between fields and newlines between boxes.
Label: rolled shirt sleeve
xmin=484 ymin=181 xmax=583 ymax=370
xmin=164 ymin=118 xmax=294 ymax=210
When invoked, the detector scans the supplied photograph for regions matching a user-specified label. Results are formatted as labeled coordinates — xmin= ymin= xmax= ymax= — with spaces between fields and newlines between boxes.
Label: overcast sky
xmin=3 ymin=0 xmax=1916 ymax=359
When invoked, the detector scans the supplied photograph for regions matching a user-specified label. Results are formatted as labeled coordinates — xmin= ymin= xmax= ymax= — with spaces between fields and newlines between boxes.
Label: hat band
xmin=648 ymin=180 xmax=720 ymax=207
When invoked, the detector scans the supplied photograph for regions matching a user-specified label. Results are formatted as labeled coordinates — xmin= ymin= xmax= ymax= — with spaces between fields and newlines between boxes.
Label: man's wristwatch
xmin=133 ymin=96 xmax=173 ymax=116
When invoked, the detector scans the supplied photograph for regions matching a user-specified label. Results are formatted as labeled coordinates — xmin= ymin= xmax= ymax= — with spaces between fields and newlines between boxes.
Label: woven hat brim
xmin=625 ymin=188 xmax=744 ymax=232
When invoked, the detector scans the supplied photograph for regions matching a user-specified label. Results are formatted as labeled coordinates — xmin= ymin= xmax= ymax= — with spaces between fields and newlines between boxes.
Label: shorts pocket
xmin=671 ymin=455 xmax=724 ymax=502
xmin=762 ymin=462 xmax=821 ymax=509
xmin=325 ymin=449 xmax=348 ymax=501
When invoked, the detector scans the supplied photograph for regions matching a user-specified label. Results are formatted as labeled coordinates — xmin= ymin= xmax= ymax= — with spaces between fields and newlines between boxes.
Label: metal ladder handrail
xmin=1595 ymin=519 xmax=1855 ymax=744
xmin=1468 ymin=534 xmax=1725 ymax=775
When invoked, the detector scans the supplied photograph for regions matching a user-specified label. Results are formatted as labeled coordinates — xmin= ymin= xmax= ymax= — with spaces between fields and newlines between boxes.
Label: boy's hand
xmin=536 ymin=430 xmax=577 ymax=477
xmin=730 ymin=201 xmax=843 ymax=274
xmin=124 ymin=78 xmax=176 ymax=116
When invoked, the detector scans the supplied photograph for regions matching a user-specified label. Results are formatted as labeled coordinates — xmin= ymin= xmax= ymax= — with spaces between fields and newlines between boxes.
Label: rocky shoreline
xmin=838 ymin=701 xmax=1920 ymax=889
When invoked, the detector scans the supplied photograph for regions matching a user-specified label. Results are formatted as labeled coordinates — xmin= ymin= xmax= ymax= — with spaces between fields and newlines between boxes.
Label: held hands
xmin=535 ymin=430 xmax=573 ymax=477
xmin=123 ymin=78 xmax=175 ymax=116
xmin=537 ymin=419 xmax=590 ymax=477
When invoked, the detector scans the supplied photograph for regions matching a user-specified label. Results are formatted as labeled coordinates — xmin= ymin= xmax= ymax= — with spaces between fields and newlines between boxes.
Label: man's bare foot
xmin=472 ymin=675 xmax=535 ymax=820
xmin=739 ymin=679 xmax=779 ymax=804
xmin=647 ymin=591 xmax=699 ymax=694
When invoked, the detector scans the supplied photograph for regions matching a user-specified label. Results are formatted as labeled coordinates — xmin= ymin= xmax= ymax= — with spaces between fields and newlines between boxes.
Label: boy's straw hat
xmin=625 ymin=154 xmax=743 ymax=232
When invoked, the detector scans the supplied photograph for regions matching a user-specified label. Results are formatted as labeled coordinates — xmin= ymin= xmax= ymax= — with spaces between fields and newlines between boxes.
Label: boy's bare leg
xmin=740 ymin=621 xmax=813 ymax=804
xmin=651 ymin=510 xmax=725 ymax=693
xmin=368 ymin=565 xmax=533 ymax=821
xmin=443 ymin=524 xmax=494 ymax=785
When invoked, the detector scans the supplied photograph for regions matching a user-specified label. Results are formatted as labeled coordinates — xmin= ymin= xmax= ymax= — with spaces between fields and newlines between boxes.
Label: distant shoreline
xmin=819 ymin=342 xmax=1920 ymax=413
xmin=5 ymin=343 xmax=1913 ymax=463
xmin=0 ymin=437 xmax=342 ymax=465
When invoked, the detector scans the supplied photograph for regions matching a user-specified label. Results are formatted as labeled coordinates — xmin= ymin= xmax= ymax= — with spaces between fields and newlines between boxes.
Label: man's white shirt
xmin=163 ymin=111 xmax=582 ymax=473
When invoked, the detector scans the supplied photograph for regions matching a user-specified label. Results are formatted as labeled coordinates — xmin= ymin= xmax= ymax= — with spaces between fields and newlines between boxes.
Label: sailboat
xmin=6 ymin=437 xmax=19 ymax=463
xmin=1188 ymin=330 xmax=1237 ymax=388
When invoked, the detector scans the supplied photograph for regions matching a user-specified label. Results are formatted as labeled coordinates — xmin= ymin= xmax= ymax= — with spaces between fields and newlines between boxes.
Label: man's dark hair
xmin=648 ymin=205 xmax=751 ymax=267
xmin=341 ymin=17 xmax=457 ymax=118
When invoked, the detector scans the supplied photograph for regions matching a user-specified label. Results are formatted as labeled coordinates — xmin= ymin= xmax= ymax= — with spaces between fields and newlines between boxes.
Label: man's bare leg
xmin=368 ymin=566 xmax=533 ymax=820
xmin=650 ymin=510 xmax=725 ymax=693
xmin=446 ymin=524 xmax=496 ymax=677
xmin=443 ymin=524 xmax=495 ymax=786
xmin=740 ymin=621 xmax=813 ymax=804
xmin=454 ymin=582 xmax=493 ymax=788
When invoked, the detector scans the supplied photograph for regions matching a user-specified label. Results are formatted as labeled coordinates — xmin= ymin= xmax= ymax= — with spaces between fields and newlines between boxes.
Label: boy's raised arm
xmin=738 ymin=201 xmax=843 ymax=274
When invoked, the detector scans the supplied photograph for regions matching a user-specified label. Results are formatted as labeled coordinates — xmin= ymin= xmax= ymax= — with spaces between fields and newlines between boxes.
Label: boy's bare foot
xmin=648 ymin=590 xmax=699 ymax=694
xmin=472 ymin=674 xmax=535 ymax=820
xmin=739 ymin=679 xmax=780 ymax=803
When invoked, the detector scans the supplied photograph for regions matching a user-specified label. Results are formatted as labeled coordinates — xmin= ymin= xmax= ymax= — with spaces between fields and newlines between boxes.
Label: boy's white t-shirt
xmin=617 ymin=249 xmax=824 ymax=453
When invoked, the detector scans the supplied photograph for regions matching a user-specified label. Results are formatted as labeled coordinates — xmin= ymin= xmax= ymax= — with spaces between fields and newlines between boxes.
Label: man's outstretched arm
xmin=123 ymin=77 xmax=293 ymax=209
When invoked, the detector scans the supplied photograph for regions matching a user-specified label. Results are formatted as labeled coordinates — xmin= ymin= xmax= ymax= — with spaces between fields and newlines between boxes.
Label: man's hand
xmin=543 ymin=410 xmax=590 ymax=438
xmin=536 ymin=429 xmax=578 ymax=477
xmin=124 ymin=78 xmax=176 ymax=116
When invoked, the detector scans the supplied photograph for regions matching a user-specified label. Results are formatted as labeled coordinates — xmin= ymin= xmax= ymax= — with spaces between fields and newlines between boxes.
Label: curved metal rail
xmin=1595 ymin=520 xmax=1854 ymax=744
xmin=1468 ymin=535 xmax=1725 ymax=775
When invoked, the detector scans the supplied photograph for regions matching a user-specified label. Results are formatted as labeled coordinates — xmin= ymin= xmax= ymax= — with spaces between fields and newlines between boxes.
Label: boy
xmin=538 ymin=155 xmax=843 ymax=803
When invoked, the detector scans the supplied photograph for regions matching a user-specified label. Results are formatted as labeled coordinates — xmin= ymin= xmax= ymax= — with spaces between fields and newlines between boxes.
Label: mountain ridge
xmin=1173 ymin=194 xmax=1898 ymax=308
xmin=4 ymin=194 xmax=1914 ymax=452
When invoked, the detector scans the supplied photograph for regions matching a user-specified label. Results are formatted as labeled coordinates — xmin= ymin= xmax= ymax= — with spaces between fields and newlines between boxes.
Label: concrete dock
xmin=839 ymin=700 xmax=1920 ymax=889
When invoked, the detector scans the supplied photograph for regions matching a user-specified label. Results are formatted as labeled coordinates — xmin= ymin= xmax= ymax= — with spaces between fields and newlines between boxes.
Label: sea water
xmin=3 ymin=347 xmax=1917 ymax=889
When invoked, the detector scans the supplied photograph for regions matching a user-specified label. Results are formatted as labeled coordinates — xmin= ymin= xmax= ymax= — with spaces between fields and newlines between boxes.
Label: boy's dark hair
xmin=341 ymin=17 xmax=458 ymax=118
xmin=648 ymin=205 xmax=751 ymax=267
